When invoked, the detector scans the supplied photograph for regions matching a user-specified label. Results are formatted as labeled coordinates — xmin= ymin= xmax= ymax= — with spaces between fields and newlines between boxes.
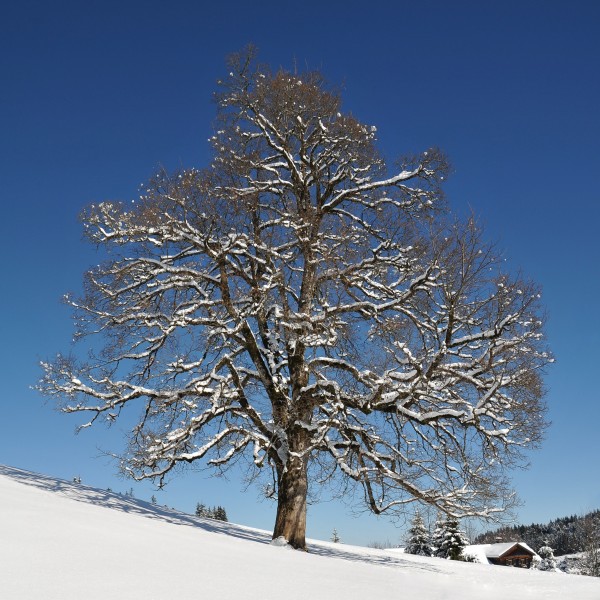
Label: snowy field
xmin=1 ymin=465 xmax=598 ymax=600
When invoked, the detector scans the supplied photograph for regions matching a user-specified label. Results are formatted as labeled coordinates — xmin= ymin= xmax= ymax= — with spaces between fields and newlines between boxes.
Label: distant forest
xmin=474 ymin=509 xmax=600 ymax=556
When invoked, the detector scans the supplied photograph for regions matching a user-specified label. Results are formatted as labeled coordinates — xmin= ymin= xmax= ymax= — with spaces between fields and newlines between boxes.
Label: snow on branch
xmin=39 ymin=52 xmax=551 ymax=542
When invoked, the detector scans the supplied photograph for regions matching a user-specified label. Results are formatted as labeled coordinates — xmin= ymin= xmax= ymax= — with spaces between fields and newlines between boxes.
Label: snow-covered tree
xmin=195 ymin=502 xmax=227 ymax=520
xmin=38 ymin=48 xmax=551 ymax=550
xmin=582 ymin=548 xmax=600 ymax=578
xmin=432 ymin=515 xmax=446 ymax=556
xmin=405 ymin=512 xmax=433 ymax=556
xmin=434 ymin=517 xmax=469 ymax=560
xmin=536 ymin=541 xmax=557 ymax=571
xmin=214 ymin=506 xmax=228 ymax=522
xmin=581 ymin=514 xmax=600 ymax=577
xmin=473 ymin=509 xmax=600 ymax=556
xmin=331 ymin=528 xmax=341 ymax=543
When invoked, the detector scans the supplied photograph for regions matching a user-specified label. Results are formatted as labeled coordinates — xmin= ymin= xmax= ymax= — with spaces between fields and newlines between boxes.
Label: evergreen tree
xmin=214 ymin=506 xmax=228 ymax=522
xmin=405 ymin=512 xmax=433 ymax=556
xmin=150 ymin=494 xmax=157 ymax=505
xmin=581 ymin=516 xmax=600 ymax=577
xmin=473 ymin=508 xmax=600 ymax=557
xmin=435 ymin=517 xmax=469 ymax=560
xmin=582 ymin=544 xmax=600 ymax=577
xmin=331 ymin=528 xmax=341 ymax=543
xmin=432 ymin=515 xmax=447 ymax=557
xmin=537 ymin=541 xmax=557 ymax=571
xmin=194 ymin=502 xmax=228 ymax=521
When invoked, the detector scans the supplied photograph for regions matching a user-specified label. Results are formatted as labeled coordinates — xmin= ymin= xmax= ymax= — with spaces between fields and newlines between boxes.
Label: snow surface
xmin=1 ymin=465 xmax=598 ymax=600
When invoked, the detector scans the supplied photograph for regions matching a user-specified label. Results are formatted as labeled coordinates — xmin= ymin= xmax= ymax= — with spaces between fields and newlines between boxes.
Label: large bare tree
xmin=39 ymin=50 xmax=551 ymax=550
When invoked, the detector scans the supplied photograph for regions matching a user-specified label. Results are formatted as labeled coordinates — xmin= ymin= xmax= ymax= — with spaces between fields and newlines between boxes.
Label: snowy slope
xmin=1 ymin=465 xmax=598 ymax=600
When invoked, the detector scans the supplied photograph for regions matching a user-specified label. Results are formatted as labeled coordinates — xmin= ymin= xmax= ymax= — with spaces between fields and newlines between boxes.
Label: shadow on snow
xmin=0 ymin=464 xmax=442 ymax=574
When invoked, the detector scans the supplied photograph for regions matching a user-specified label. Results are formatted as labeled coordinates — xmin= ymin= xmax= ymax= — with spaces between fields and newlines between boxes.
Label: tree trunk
xmin=272 ymin=454 xmax=309 ymax=550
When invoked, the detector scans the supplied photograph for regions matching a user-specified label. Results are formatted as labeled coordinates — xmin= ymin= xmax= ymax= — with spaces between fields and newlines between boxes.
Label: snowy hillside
xmin=1 ymin=465 xmax=598 ymax=600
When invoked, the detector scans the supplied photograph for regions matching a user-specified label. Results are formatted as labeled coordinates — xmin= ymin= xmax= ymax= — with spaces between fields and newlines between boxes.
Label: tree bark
xmin=272 ymin=453 xmax=309 ymax=550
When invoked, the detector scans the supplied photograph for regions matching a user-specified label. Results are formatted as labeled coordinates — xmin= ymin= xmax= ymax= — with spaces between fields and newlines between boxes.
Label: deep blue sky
xmin=1 ymin=0 xmax=599 ymax=545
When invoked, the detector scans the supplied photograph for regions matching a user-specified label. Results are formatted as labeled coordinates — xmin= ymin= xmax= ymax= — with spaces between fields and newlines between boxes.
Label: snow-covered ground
xmin=1 ymin=465 xmax=598 ymax=600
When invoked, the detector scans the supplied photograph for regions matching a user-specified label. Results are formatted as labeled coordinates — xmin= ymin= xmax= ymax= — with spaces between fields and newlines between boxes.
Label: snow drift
xmin=1 ymin=465 xmax=598 ymax=599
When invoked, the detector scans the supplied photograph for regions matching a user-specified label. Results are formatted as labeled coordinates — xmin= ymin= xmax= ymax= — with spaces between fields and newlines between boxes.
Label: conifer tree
xmin=405 ymin=512 xmax=433 ymax=556
xmin=537 ymin=541 xmax=557 ymax=571
xmin=214 ymin=506 xmax=228 ymax=522
xmin=581 ymin=515 xmax=600 ymax=577
xmin=432 ymin=515 xmax=446 ymax=556
xmin=435 ymin=517 xmax=469 ymax=560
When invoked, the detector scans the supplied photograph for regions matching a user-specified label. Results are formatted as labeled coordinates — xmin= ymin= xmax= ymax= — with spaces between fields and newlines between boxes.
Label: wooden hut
xmin=464 ymin=542 xmax=538 ymax=568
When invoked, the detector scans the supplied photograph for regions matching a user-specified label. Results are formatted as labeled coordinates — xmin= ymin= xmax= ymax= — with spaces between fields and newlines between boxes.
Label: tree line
xmin=406 ymin=510 xmax=599 ymax=576
xmin=195 ymin=502 xmax=228 ymax=522
xmin=404 ymin=513 xmax=472 ymax=561
xmin=474 ymin=509 xmax=600 ymax=556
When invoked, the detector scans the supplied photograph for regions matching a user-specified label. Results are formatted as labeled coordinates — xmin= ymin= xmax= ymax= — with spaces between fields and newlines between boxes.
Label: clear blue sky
xmin=1 ymin=0 xmax=599 ymax=546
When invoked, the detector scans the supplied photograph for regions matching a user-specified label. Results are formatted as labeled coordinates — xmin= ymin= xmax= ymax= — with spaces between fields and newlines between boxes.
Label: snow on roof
xmin=464 ymin=542 xmax=538 ymax=563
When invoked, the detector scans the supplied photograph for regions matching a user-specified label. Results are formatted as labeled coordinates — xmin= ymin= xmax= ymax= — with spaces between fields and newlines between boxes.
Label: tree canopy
xmin=38 ymin=48 xmax=551 ymax=549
